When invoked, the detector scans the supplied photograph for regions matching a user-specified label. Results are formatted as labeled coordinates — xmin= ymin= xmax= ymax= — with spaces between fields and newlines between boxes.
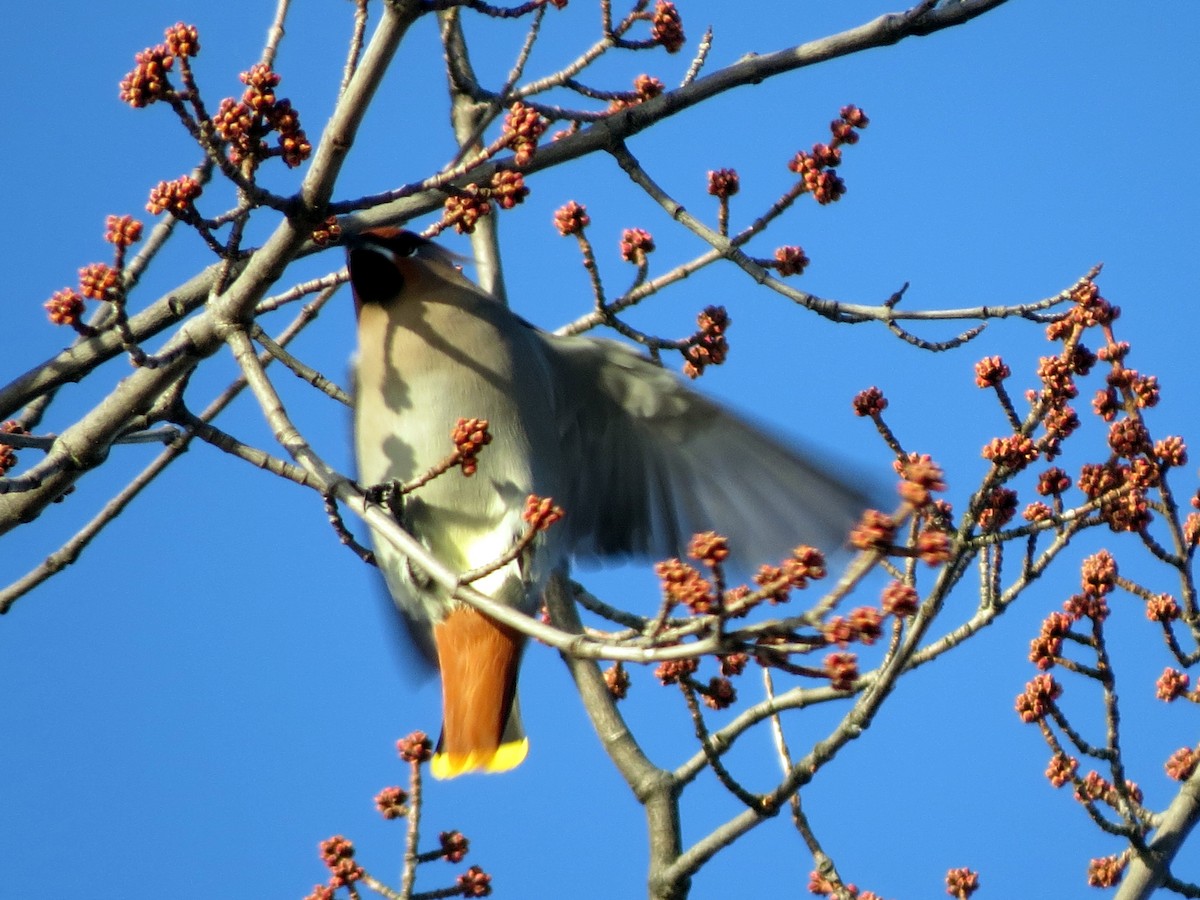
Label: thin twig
xmin=341 ymin=0 xmax=371 ymax=97
xmin=261 ymin=0 xmax=292 ymax=68
xmin=681 ymin=26 xmax=713 ymax=87
xmin=0 ymin=289 xmax=335 ymax=613
xmin=250 ymin=317 xmax=352 ymax=406
xmin=608 ymin=140 xmax=1077 ymax=329
xmin=679 ymin=681 xmax=762 ymax=810
xmin=401 ymin=759 xmax=423 ymax=900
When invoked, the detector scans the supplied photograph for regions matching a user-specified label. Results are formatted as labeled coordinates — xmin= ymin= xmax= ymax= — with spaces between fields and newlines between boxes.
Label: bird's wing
xmin=541 ymin=333 xmax=873 ymax=574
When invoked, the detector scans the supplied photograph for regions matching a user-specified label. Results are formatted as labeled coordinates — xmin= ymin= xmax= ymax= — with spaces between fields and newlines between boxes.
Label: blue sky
xmin=2 ymin=2 xmax=1199 ymax=897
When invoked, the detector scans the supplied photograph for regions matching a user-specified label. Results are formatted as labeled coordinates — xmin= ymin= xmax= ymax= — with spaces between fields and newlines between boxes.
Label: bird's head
xmin=344 ymin=228 xmax=464 ymax=316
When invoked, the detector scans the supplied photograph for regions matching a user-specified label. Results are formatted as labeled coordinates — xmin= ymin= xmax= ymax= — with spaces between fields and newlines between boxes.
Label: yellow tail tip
xmin=430 ymin=738 xmax=529 ymax=779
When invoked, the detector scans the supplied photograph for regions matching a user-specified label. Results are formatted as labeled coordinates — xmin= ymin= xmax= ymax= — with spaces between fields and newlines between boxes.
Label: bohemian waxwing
xmin=347 ymin=228 xmax=869 ymax=778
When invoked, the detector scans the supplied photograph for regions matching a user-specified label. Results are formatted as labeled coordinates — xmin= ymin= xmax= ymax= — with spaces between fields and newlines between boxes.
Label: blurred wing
xmin=542 ymin=333 xmax=872 ymax=573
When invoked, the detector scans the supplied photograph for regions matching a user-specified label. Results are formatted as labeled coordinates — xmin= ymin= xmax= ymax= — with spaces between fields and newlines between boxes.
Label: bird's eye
xmin=392 ymin=232 xmax=425 ymax=258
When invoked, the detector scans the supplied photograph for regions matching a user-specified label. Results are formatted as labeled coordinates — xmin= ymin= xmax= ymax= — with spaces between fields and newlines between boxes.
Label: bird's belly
xmin=353 ymin=366 xmax=562 ymax=622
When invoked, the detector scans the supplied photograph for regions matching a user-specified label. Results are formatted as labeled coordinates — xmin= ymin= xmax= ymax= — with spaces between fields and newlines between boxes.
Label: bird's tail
xmin=430 ymin=606 xmax=528 ymax=778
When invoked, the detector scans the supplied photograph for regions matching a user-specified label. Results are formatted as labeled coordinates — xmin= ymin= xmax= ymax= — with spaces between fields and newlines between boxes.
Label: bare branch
xmin=0 ymin=288 xmax=334 ymax=613
xmin=260 ymin=0 xmax=292 ymax=69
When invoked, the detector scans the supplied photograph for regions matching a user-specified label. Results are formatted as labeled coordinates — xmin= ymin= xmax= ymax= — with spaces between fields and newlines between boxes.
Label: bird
xmin=346 ymin=227 xmax=869 ymax=779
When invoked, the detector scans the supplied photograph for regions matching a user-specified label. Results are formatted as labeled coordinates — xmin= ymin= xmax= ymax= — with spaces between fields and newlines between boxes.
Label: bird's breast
xmin=352 ymin=296 xmax=566 ymax=580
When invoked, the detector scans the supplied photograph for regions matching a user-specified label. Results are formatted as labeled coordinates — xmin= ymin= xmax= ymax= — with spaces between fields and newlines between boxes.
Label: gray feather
xmin=539 ymin=335 xmax=870 ymax=573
